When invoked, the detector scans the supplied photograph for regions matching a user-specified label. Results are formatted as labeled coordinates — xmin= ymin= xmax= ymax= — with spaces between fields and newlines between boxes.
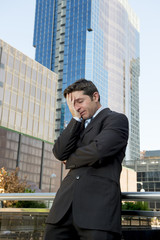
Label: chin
xmin=82 ymin=116 xmax=87 ymax=120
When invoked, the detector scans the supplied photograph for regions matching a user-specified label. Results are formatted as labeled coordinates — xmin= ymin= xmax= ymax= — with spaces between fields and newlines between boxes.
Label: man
xmin=44 ymin=79 xmax=129 ymax=240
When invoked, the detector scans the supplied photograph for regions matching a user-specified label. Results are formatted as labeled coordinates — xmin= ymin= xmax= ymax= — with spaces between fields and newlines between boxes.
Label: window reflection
xmin=25 ymin=82 xmax=30 ymax=96
xmin=36 ymin=88 xmax=41 ymax=100
xmin=21 ymin=116 xmax=27 ymax=130
xmin=27 ymin=66 xmax=31 ymax=78
xmin=45 ymin=108 xmax=49 ymax=121
xmin=1 ymin=51 xmax=7 ymax=65
xmin=38 ymin=72 xmax=42 ymax=85
xmin=0 ymin=68 xmax=6 ymax=83
xmin=8 ymin=55 xmax=14 ymax=68
xmin=15 ymin=59 xmax=20 ymax=72
xmin=44 ymin=123 xmax=49 ymax=137
xmin=42 ymin=74 xmax=47 ymax=87
xmin=32 ymin=69 xmax=37 ymax=82
xmin=23 ymin=98 xmax=29 ymax=112
xmin=0 ymin=87 xmax=3 ymax=101
xmin=11 ymin=93 xmax=17 ymax=107
xmin=47 ymin=78 xmax=51 ymax=88
xmin=40 ymin=106 xmax=45 ymax=120
xmin=31 ymin=85 xmax=36 ymax=97
xmin=46 ymin=94 xmax=51 ymax=105
xmin=17 ymin=95 xmax=23 ymax=111
xmin=20 ymin=62 xmax=26 ymax=75
xmin=33 ymin=120 xmax=38 ymax=133
xmin=9 ymin=110 xmax=15 ymax=126
xmin=6 ymin=72 xmax=12 ymax=85
xmin=29 ymin=101 xmax=34 ymax=115
xmin=28 ymin=118 xmax=33 ymax=132
xmin=35 ymin=103 xmax=39 ymax=116
xmin=4 ymin=89 xmax=11 ymax=104
xmin=19 ymin=79 xmax=24 ymax=92
xmin=41 ymin=91 xmax=46 ymax=103
xmin=2 ymin=107 xmax=9 ymax=123
xmin=38 ymin=121 xmax=43 ymax=136
xmin=13 ymin=75 xmax=18 ymax=88
xmin=15 ymin=113 xmax=21 ymax=129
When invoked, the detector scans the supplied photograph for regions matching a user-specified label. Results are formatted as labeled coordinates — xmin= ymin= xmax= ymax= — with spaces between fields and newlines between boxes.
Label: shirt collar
xmin=92 ymin=106 xmax=104 ymax=119
xmin=84 ymin=106 xmax=104 ymax=128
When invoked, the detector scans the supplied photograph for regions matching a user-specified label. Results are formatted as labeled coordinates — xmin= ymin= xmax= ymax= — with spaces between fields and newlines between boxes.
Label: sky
xmin=0 ymin=0 xmax=160 ymax=151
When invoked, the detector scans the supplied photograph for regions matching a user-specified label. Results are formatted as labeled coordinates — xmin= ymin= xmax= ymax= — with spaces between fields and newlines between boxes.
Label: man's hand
xmin=66 ymin=93 xmax=81 ymax=118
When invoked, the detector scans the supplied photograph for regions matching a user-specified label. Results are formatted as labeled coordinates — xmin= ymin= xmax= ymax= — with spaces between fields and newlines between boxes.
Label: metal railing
xmin=0 ymin=191 xmax=160 ymax=201
xmin=0 ymin=192 xmax=56 ymax=201
xmin=0 ymin=192 xmax=160 ymax=239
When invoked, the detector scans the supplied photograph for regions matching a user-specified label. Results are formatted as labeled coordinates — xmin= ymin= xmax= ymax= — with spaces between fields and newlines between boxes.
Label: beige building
xmin=120 ymin=166 xmax=137 ymax=192
xmin=0 ymin=39 xmax=61 ymax=192
xmin=0 ymin=39 xmax=57 ymax=143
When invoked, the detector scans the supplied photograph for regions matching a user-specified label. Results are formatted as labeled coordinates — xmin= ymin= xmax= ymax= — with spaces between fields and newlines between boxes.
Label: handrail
xmin=0 ymin=192 xmax=160 ymax=201
xmin=0 ymin=192 xmax=56 ymax=201
xmin=122 ymin=192 xmax=160 ymax=201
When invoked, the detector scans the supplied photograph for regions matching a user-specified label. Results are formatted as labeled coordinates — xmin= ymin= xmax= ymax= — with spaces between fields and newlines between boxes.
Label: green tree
xmin=122 ymin=201 xmax=149 ymax=211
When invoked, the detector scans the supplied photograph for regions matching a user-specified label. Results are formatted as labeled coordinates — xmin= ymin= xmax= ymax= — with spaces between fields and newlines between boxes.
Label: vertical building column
xmin=54 ymin=0 xmax=67 ymax=138
xmin=16 ymin=133 xmax=21 ymax=168
xmin=39 ymin=141 xmax=44 ymax=189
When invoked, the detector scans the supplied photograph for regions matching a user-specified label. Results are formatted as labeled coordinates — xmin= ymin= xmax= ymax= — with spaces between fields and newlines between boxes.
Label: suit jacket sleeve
xmin=65 ymin=113 xmax=129 ymax=169
xmin=53 ymin=118 xmax=82 ymax=160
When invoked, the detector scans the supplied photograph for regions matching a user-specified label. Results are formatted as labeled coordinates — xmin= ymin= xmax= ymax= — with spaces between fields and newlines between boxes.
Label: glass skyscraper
xmin=33 ymin=0 xmax=140 ymax=164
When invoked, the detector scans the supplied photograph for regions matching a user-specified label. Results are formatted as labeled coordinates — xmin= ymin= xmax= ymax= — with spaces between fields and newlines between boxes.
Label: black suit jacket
xmin=46 ymin=108 xmax=129 ymax=234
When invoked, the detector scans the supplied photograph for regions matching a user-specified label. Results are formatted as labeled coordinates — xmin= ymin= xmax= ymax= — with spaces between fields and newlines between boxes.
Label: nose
xmin=74 ymin=102 xmax=81 ymax=112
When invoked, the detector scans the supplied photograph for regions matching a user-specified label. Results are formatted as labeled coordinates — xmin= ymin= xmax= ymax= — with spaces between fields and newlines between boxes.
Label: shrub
xmin=0 ymin=167 xmax=29 ymax=207
xmin=0 ymin=167 xmax=46 ymax=208
xmin=122 ymin=201 xmax=149 ymax=211
xmin=12 ymin=188 xmax=47 ymax=208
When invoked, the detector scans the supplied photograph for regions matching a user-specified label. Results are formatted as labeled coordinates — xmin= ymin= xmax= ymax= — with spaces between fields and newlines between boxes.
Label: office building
xmin=33 ymin=0 xmax=140 ymax=164
xmin=120 ymin=166 xmax=137 ymax=192
xmin=136 ymin=150 xmax=160 ymax=210
xmin=0 ymin=39 xmax=60 ymax=192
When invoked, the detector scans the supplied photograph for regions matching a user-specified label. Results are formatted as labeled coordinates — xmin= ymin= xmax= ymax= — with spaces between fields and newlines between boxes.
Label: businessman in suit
xmin=44 ymin=79 xmax=129 ymax=240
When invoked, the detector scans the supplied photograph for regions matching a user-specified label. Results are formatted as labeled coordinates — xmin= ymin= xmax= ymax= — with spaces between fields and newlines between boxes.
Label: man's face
xmin=71 ymin=91 xmax=100 ymax=120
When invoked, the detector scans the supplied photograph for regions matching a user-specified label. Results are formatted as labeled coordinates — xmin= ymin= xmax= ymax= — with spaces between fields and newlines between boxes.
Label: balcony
xmin=0 ymin=192 xmax=160 ymax=239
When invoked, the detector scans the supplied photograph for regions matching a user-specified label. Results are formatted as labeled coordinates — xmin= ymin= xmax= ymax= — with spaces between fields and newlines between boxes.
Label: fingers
xmin=66 ymin=93 xmax=80 ymax=118
xmin=66 ymin=93 xmax=74 ymax=108
xmin=66 ymin=93 xmax=73 ymax=104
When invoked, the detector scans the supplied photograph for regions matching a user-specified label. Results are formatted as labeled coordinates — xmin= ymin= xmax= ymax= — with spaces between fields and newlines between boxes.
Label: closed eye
xmin=75 ymin=98 xmax=84 ymax=104
xmin=77 ymin=100 xmax=83 ymax=103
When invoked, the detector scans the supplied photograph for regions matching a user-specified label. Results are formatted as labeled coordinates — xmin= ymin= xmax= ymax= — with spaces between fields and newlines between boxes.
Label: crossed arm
xmin=53 ymin=93 xmax=128 ymax=169
xmin=53 ymin=113 xmax=129 ymax=169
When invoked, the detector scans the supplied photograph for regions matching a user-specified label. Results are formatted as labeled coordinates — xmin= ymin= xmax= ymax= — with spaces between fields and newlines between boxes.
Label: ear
xmin=93 ymin=92 xmax=99 ymax=102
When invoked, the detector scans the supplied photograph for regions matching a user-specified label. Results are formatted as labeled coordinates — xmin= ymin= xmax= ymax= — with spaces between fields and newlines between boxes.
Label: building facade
xmin=135 ymin=150 xmax=160 ymax=210
xmin=120 ymin=166 xmax=137 ymax=192
xmin=0 ymin=39 xmax=61 ymax=192
xmin=33 ymin=0 xmax=140 ymax=164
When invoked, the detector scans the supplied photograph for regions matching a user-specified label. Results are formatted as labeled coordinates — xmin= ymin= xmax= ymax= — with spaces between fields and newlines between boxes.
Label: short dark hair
xmin=63 ymin=79 xmax=100 ymax=101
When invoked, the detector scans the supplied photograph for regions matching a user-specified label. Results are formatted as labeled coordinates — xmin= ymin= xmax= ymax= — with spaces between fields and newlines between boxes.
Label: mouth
xmin=80 ymin=111 xmax=86 ymax=117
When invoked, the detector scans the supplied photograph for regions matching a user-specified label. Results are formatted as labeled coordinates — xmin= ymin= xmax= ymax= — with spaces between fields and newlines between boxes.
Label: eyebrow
xmin=74 ymin=98 xmax=84 ymax=102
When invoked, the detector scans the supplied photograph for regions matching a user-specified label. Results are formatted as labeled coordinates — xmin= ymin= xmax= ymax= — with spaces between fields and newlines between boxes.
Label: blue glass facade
xmin=89 ymin=0 xmax=108 ymax=107
xmin=62 ymin=0 xmax=92 ymax=126
xmin=33 ymin=0 xmax=140 ymax=162
xmin=33 ymin=0 xmax=55 ymax=69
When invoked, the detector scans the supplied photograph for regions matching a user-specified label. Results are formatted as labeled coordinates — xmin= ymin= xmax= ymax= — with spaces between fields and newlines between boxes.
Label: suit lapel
xmin=80 ymin=108 xmax=111 ymax=139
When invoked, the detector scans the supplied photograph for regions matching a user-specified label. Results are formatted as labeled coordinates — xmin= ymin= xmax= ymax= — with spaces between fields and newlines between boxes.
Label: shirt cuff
xmin=73 ymin=117 xmax=82 ymax=122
